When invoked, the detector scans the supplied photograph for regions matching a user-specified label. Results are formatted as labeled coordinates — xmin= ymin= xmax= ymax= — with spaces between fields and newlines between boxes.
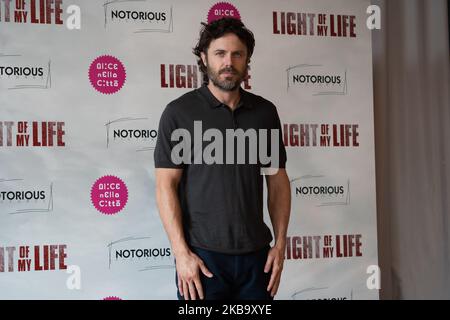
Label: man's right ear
xmin=200 ymin=52 xmax=207 ymax=66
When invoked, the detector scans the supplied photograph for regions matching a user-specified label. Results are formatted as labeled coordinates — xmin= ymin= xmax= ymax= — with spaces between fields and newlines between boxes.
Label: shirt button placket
xmin=229 ymin=108 xmax=239 ymax=228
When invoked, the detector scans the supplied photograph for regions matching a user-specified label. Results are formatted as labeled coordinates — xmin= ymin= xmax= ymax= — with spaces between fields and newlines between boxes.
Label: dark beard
xmin=207 ymin=65 xmax=246 ymax=92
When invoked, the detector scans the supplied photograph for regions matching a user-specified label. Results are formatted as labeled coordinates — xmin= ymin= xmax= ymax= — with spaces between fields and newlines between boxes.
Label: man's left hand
xmin=264 ymin=245 xmax=285 ymax=297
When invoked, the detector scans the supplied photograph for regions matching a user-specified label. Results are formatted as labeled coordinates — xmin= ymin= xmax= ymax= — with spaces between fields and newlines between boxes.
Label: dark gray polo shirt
xmin=154 ymin=85 xmax=287 ymax=254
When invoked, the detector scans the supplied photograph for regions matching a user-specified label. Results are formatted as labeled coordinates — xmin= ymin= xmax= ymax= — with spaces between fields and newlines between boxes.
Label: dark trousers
xmin=176 ymin=246 xmax=273 ymax=300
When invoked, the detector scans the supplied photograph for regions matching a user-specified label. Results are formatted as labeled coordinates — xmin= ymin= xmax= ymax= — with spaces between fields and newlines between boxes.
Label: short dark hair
xmin=193 ymin=18 xmax=255 ymax=85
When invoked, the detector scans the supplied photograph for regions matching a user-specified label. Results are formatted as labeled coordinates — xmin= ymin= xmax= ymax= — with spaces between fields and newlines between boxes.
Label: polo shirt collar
xmin=199 ymin=85 xmax=253 ymax=109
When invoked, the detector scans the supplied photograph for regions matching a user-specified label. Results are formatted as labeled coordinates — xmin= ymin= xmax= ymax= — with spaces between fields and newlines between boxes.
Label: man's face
xmin=201 ymin=33 xmax=249 ymax=92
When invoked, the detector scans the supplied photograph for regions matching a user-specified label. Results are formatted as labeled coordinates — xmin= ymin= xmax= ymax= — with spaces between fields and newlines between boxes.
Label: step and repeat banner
xmin=0 ymin=0 xmax=378 ymax=300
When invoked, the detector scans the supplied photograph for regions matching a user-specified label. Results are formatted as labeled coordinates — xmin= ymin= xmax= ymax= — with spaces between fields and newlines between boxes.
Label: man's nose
xmin=223 ymin=53 xmax=232 ymax=66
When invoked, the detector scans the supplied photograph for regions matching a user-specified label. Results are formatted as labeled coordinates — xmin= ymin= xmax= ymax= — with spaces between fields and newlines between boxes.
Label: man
xmin=154 ymin=17 xmax=291 ymax=300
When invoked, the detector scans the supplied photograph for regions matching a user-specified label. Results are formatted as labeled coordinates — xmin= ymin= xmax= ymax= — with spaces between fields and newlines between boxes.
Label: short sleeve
xmin=262 ymin=104 xmax=287 ymax=169
xmin=274 ymin=106 xmax=287 ymax=168
xmin=154 ymin=104 xmax=185 ymax=169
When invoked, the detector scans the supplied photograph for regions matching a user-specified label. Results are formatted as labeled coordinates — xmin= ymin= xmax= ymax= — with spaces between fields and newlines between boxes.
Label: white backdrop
xmin=0 ymin=0 xmax=378 ymax=300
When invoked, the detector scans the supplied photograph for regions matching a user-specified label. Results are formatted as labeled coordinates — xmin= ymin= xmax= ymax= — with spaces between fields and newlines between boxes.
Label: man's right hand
xmin=176 ymin=250 xmax=213 ymax=300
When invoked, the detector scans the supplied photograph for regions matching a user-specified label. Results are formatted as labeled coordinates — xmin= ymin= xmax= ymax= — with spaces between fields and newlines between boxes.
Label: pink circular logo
xmin=103 ymin=296 xmax=122 ymax=300
xmin=91 ymin=175 xmax=128 ymax=215
xmin=207 ymin=2 xmax=241 ymax=24
xmin=89 ymin=55 xmax=126 ymax=95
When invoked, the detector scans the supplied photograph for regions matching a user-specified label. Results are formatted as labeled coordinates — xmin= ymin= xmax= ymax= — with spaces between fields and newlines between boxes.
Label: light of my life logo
xmin=0 ymin=0 xmax=81 ymax=29
xmin=170 ymin=121 xmax=281 ymax=175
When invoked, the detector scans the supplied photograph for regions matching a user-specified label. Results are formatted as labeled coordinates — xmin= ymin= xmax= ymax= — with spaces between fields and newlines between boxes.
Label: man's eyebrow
xmin=212 ymin=49 xmax=245 ymax=53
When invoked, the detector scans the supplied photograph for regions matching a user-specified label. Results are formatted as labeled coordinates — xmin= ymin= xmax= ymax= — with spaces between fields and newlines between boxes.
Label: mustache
xmin=219 ymin=67 xmax=238 ymax=74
